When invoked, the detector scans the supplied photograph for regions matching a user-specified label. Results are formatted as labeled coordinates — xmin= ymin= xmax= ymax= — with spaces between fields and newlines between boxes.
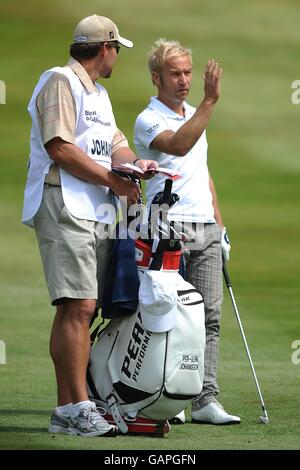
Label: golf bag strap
xmin=107 ymin=393 xmax=128 ymax=434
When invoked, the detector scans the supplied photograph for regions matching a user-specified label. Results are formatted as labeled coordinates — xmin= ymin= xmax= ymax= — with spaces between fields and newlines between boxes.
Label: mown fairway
xmin=0 ymin=0 xmax=299 ymax=451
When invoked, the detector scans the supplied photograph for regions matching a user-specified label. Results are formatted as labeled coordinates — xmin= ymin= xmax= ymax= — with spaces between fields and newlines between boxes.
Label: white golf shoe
xmin=191 ymin=402 xmax=240 ymax=425
xmin=169 ymin=410 xmax=186 ymax=424
xmin=68 ymin=402 xmax=118 ymax=436
xmin=48 ymin=409 xmax=71 ymax=434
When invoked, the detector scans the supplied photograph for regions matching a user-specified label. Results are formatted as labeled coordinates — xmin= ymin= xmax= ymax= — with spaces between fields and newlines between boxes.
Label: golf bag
xmin=87 ymin=179 xmax=206 ymax=434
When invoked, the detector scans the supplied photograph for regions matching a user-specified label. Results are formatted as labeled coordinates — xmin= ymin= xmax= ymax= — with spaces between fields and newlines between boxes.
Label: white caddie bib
xmin=22 ymin=64 xmax=117 ymax=226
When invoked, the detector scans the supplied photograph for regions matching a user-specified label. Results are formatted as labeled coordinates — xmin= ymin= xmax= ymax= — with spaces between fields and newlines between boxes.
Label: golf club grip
xmin=149 ymin=179 xmax=173 ymax=271
xmin=162 ymin=178 xmax=173 ymax=205
xmin=222 ymin=261 xmax=232 ymax=288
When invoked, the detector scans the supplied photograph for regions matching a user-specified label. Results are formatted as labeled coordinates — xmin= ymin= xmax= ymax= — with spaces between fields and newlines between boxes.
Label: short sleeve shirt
xmin=134 ymin=96 xmax=214 ymax=223
xmin=37 ymin=59 xmax=129 ymax=185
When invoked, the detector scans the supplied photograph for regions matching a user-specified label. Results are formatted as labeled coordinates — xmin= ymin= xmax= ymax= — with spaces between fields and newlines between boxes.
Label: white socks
xmin=57 ymin=400 xmax=93 ymax=417
xmin=56 ymin=402 xmax=73 ymax=416
xmin=70 ymin=400 xmax=91 ymax=417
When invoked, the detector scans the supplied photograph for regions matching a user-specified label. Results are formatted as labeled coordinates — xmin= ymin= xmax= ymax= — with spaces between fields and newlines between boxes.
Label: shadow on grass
xmin=0 ymin=409 xmax=50 ymax=416
xmin=0 ymin=426 xmax=48 ymax=433
xmin=0 ymin=410 xmax=50 ymax=434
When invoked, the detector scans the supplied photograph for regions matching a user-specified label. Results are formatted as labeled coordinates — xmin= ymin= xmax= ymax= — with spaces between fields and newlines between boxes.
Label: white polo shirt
xmin=134 ymin=96 xmax=215 ymax=223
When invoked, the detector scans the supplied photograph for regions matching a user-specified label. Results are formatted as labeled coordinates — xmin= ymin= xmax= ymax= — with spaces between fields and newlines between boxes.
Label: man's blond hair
xmin=148 ymin=38 xmax=192 ymax=74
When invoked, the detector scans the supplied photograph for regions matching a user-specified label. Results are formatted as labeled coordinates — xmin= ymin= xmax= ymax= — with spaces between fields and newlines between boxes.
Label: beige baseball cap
xmin=73 ymin=14 xmax=133 ymax=48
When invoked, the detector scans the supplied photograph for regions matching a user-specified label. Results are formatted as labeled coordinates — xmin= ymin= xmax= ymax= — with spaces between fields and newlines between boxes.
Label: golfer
xmin=22 ymin=14 xmax=157 ymax=437
xmin=134 ymin=39 xmax=240 ymax=425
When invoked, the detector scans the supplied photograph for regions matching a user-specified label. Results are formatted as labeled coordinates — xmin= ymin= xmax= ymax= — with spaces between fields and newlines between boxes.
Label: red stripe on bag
xmin=135 ymin=239 xmax=181 ymax=271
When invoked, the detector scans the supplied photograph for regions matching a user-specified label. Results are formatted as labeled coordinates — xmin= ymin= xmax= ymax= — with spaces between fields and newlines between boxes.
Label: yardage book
xmin=114 ymin=162 xmax=181 ymax=180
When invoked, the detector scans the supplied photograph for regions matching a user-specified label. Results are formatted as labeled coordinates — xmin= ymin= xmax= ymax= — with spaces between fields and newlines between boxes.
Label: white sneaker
xmin=169 ymin=410 xmax=186 ymax=425
xmin=48 ymin=409 xmax=71 ymax=434
xmin=69 ymin=402 xmax=118 ymax=437
xmin=191 ymin=402 xmax=240 ymax=425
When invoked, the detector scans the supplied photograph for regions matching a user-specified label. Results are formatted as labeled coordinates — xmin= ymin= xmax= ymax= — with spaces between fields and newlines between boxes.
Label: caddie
xmin=22 ymin=14 xmax=157 ymax=437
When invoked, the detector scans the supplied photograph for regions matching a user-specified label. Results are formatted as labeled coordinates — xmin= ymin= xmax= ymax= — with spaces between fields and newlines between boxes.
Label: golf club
xmin=222 ymin=261 xmax=269 ymax=424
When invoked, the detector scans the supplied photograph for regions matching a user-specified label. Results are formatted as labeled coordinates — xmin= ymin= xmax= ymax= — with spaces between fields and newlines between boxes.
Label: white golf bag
xmin=87 ymin=180 xmax=206 ymax=434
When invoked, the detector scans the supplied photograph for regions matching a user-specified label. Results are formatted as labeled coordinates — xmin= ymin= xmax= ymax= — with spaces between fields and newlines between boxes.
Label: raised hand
xmin=202 ymin=59 xmax=222 ymax=104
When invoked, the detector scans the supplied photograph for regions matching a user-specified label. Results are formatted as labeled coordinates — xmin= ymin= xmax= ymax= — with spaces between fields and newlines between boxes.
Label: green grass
xmin=0 ymin=0 xmax=299 ymax=451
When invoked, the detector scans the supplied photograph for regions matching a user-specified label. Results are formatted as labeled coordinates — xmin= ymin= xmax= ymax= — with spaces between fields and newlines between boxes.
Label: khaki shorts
xmin=33 ymin=185 xmax=113 ymax=306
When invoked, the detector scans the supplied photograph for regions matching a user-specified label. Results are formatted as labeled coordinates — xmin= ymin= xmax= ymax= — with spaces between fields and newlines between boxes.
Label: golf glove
xmin=221 ymin=227 xmax=231 ymax=261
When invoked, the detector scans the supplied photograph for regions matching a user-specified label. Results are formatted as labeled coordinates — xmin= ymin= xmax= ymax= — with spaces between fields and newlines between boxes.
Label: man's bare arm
xmin=209 ymin=174 xmax=224 ymax=228
xmin=45 ymin=137 xmax=141 ymax=204
xmin=112 ymin=146 xmax=158 ymax=177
